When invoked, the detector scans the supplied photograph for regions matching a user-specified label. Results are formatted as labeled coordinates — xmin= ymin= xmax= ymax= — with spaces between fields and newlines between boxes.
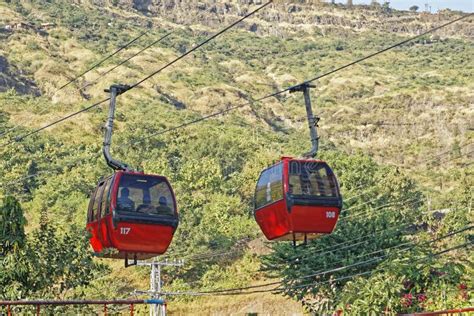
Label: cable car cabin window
xmin=87 ymin=187 xmax=98 ymax=223
xmin=100 ymin=178 xmax=112 ymax=216
xmin=255 ymin=163 xmax=283 ymax=209
xmin=288 ymin=161 xmax=338 ymax=197
xmin=92 ymin=182 xmax=105 ymax=221
xmin=117 ymin=174 xmax=175 ymax=216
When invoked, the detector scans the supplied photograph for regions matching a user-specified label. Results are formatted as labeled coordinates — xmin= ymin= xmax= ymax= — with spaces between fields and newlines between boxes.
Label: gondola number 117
xmin=120 ymin=227 xmax=131 ymax=235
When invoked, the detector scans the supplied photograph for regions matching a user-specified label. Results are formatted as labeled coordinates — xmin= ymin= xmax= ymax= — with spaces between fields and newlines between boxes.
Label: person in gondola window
xmin=156 ymin=196 xmax=173 ymax=215
xmin=117 ymin=187 xmax=135 ymax=212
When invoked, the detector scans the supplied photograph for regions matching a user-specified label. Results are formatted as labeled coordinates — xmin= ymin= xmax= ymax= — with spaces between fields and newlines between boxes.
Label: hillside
xmin=0 ymin=0 xmax=473 ymax=314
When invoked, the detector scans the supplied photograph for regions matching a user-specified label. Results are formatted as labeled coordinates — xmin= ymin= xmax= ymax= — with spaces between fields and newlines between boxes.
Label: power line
xmin=171 ymin=202 xmax=457 ymax=289
xmin=0 ymin=152 xmax=100 ymax=188
xmin=362 ymin=122 xmax=416 ymax=126
xmin=79 ymin=32 xmax=172 ymax=91
xmin=55 ymin=31 xmax=149 ymax=92
xmin=0 ymin=32 xmax=171 ymax=141
xmin=3 ymin=98 xmax=110 ymax=146
xmin=201 ymin=220 xmax=418 ymax=289
xmin=143 ymin=185 xmax=424 ymax=264
xmin=5 ymin=1 xmax=273 ymax=146
xmin=167 ymin=226 xmax=473 ymax=296
xmin=420 ymin=142 xmax=473 ymax=164
xmin=171 ymin=197 xmax=423 ymax=267
xmin=164 ymin=239 xmax=472 ymax=297
xmin=341 ymin=197 xmax=423 ymax=221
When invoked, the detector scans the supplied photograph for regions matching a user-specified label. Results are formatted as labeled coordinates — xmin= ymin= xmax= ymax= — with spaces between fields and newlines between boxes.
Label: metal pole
xmin=157 ymin=264 xmax=164 ymax=316
xmin=150 ymin=262 xmax=156 ymax=316
xmin=289 ymin=83 xmax=319 ymax=158
xmin=149 ymin=261 xmax=161 ymax=316
xmin=103 ymin=84 xmax=132 ymax=171
xmin=136 ymin=259 xmax=183 ymax=316
xmin=302 ymin=84 xmax=319 ymax=158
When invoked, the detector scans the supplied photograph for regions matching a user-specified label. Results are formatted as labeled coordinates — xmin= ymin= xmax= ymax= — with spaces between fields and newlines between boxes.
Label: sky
xmin=335 ymin=0 xmax=473 ymax=12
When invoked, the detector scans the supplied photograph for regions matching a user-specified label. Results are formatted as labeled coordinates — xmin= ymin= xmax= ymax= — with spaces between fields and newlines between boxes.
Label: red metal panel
xmin=107 ymin=217 xmax=174 ymax=254
xmin=86 ymin=222 xmax=104 ymax=253
xmin=290 ymin=205 xmax=340 ymax=233
xmin=255 ymin=199 xmax=290 ymax=240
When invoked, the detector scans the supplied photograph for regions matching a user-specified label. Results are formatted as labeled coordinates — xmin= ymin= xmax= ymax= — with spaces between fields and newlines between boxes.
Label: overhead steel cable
xmin=79 ymin=32 xmax=173 ymax=91
xmin=5 ymin=0 xmax=273 ymax=146
xmin=166 ymin=226 xmax=473 ymax=296
xmin=167 ymin=197 xmax=424 ymax=264
xmin=181 ymin=217 xmax=427 ymax=288
xmin=2 ymin=97 xmax=111 ymax=146
xmin=164 ymin=240 xmax=473 ymax=297
xmin=55 ymin=31 xmax=149 ymax=92
xmin=121 ymin=12 xmax=473 ymax=147
xmin=0 ymin=32 xmax=171 ymax=141
xmin=125 ymin=1 xmax=273 ymax=91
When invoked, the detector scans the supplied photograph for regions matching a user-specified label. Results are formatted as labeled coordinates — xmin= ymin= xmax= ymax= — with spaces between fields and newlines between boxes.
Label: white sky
xmin=334 ymin=0 xmax=473 ymax=12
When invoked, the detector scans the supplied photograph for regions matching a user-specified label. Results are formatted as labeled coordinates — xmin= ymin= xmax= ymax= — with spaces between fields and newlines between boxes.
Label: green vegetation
xmin=0 ymin=0 xmax=472 ymax=314
xmin=0 ymin=196 xmax=106 ymax=313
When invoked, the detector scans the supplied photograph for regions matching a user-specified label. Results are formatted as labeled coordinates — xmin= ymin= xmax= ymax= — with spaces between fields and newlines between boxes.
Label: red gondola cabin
xmin=254 ymin=157 xmax=342 ymax=242
xmin=87 ymin=171 xmax=178 ymax=260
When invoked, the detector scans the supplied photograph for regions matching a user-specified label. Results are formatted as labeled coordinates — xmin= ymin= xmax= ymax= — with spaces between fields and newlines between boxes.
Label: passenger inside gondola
xmin=116 ymin=174 xmax=176 ymax=216
xmin=117 ymin=187 xmax=135 ymax=212
xmin=156 ymin=196 xmax=173 ymax=215
xmin=288 ymin=161 xmax=338 ymax=197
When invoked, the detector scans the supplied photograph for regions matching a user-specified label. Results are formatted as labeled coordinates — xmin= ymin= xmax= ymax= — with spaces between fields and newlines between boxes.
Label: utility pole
xmin=135 ymin=259 xmax=184 ymax=316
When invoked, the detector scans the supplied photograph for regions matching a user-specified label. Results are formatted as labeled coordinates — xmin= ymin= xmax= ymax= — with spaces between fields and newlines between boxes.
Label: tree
xmin=0 ymin=196 xmax=107 ymax=302
xmin=26 ymin=224 xmax=108 ymax=299
xmin=0 ymin=196 xmax=26 ymax=255
xmin=0 ymin=196 xmax=29 ymax=300
xmin=409 ymin=5 xmax=419 ymax=12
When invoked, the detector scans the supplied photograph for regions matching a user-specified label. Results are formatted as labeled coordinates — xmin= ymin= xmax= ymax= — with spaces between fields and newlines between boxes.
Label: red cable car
xmin=86 ymin=84 xmax=178 ymax=265
xmin=254 ymin=83 xmax=342 ymax=245
xmin=254 ymin=157 xmax=342 ymax=243
xmin=87 ymin=171 xmax=178 ymax=260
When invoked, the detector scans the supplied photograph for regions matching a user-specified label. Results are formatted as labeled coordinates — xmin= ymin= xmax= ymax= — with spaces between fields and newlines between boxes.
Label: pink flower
xmin=417 ymin=294 xmax=427 ymax=302
xmin=401 ymin=294 xmax=414 ymax=307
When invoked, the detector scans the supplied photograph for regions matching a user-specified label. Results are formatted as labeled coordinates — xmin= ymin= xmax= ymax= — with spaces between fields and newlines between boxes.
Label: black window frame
xmin=87 ymin=187 xmax=98 ymax=223
xmin=100 ymin=177 xmax=113 ymax=216
xmin=286 ymin=160 xmax=342 ymax=208
xmin=254 ymin=162 xmax=284 ymax=211
xmin=116 ymin=174 xmax=177 ymax=217
xmin=93 ymin=181 xmax=105 ymax=221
